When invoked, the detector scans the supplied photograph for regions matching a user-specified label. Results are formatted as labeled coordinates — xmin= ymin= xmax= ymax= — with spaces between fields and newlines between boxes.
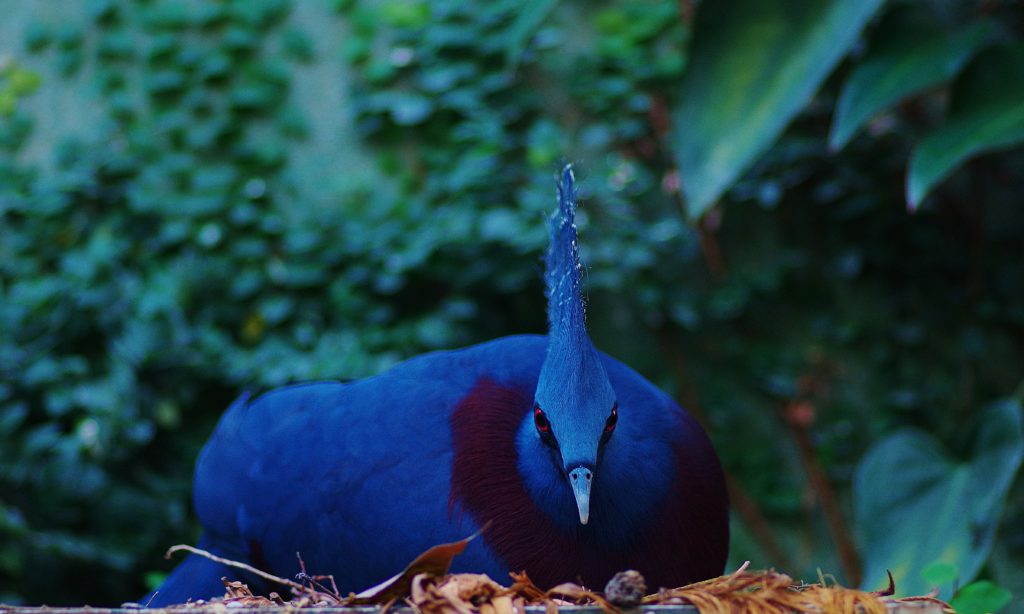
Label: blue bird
xmin=149 ymin=167 xmax=729 ymax=606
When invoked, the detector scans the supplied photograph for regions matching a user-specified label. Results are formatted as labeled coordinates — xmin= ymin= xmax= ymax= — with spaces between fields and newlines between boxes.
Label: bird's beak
xmin=567 ymin=466 xmax=593 ymax=525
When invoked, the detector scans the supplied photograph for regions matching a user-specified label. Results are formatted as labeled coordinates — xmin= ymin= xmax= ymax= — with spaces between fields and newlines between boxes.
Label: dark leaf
xmin=907 ymin=43 xmax=1024 ymax=209
xmin=830 ymin=14 xmax=995 ymax=150
xmin=854 ymin=399 xmax=1024 ymax=598
xmin=672 ymin=0 xmax=883 ymax=218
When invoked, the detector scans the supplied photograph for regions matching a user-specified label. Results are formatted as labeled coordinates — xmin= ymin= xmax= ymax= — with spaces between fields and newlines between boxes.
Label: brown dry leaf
xmin=506 ymin=570 xmax=547 ymax=602
xmin=507 ymin=571 xmax=561 ymax=613
xmin=446 ymin=573 xmax=505 ymax=605
xmin=799 ymin=584 xmax=887 ymax=614
xmin=644 ymin=569 xmax=890 ymax=614
xmin=217 ymin=577 xmax=281 ymax=607
xmin=267 ymin=592 xmax=286 ymax=606
xmin=410 ymin=573 xmax=475 ymax=614
xmin=480 ymin=594 xmax=515 ymax=614
xmin=158 ymin=543 xmax=945 ymax=613
xmin=222 ymin=579 xmax=254 ymax=599
xmin=348 ymin=531 xmax=479 ymax=605
xmin=410 ymin=572 xmax=509 ymax=614
xmin=546 ymin=582 xmax=591 ymax=603
xmin=434 ymin=578 xmax=477 ymax=614
xmin=547 ymin=582 xmax=618 ymax=613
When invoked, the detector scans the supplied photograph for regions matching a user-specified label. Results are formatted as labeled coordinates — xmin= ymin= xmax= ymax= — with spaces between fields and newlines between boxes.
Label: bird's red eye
xmin=534 ymin=406 xmax=550 ymax=433
xmin=604 ymin=403 xmax=618 ymax=433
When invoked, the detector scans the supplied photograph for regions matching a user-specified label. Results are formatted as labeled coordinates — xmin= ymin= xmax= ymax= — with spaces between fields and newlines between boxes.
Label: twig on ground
xmin=725 ymin=560 xmax=751 ymax=582
xmin=295 ymin=551 xmax=341 ymax=598
xmin=165 ymin=544 xmax=327 ymax=601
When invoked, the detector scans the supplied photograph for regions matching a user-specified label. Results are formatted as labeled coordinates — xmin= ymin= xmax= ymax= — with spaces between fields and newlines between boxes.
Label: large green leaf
xmin=854 ymin=400 xmax=1024 ymax=598
xmin=951 ymin=580 xmax=1013 ymax=614
xmin=829 ymin=12 xmax=995 ymax=150
xmin=907 ymin=43 xmax=1024 ymax=209
xmin=671 ymin=0 xmax=884 ymax=219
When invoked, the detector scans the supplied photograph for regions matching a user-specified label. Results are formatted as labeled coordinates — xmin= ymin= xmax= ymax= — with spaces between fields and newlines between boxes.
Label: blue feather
xmin=149 ymin=166 xmax=729 ymax=607
xmin=545 ymin=165 xmax=585 ymax=335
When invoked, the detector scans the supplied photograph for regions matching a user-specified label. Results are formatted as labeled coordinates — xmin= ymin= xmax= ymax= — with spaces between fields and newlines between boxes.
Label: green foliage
xmin=674 ymin=1 xmax=1024 ymax=215
xmin=855 ymin=400 xmax=1023 ymax=597
xmin=1 ymin=0 xmax=1024 ymax=607
xmin=921 ymin=561 xmax=959 ymax=587
xmin=0 ymin=59 xmax=41 ymax=116
xmin=829 ymin=9 xmax=996 ymax=150
xmin=920 ymin=564 xmax=1014 ymax=613
xmin=671 ymin=0 xmax=884 ymax=218
xmin=952 ymin=580 xmax=1014 ymax=614
xmin=907 ymin=43 xmax=1024 ymax=208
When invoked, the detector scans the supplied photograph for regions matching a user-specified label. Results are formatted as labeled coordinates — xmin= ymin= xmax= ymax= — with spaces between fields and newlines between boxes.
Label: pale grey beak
xmin=568 ymin=466 xmax=593 ymax=525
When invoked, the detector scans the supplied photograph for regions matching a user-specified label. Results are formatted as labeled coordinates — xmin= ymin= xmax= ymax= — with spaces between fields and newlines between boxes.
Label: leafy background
xmin=2 ymin=0 xmax=1024 ymax=611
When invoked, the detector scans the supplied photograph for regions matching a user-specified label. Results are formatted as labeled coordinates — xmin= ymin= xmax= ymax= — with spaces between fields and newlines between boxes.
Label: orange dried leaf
xmin=348 ymin=531 xmax=478 ymax=605
xmin=507 ymin=570 xmax=548 ymax=601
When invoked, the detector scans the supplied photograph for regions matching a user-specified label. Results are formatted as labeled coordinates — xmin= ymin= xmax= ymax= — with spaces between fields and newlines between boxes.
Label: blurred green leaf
xmin=54 ymin=23 xmax=83 ymax=50
xmin=0 ymin=92 xmax=16 ymax=117
xmin=144 ymin=70 xmax=187 ymax=96
xmin=503 ymin=0 xmax=558 ymax=69
xmin=855 ymin=400 xmax=1024 ymax=598
xmin=386 ymin=92 xmax=434 ymax=125
xmin=671 ymin=0 xmax=883 ymax=218
xmin=142 ymin=1 xmax=192 ymax=31
xmin=951 ymin=580 xmax=1013 ymax=614
xmin=830 ymin=15 xmax=996 ymax=150
xmin=380 ymin=0 xmax=430 ymax=28
xmin=87 ymin=0 xmax=119 ymax=25
xmin=55 ymin=50 xmax=83 ymax=77
xmin=222 ymin=25 xmax=259 ymax=53
xmin=23 ymin=22 xmax=53 ymax=52
xmin=6 ymin=69 xmax=43 ymax=97
xmin=281 ymin=28 xmax=315 ymax=63
xmin=907 ymin=44 xmax=1024 ymax=209
xmin=97 ymin=30 xmax=136 ymax=61
xmin=921 ymin=561 xmax=959 ymax=587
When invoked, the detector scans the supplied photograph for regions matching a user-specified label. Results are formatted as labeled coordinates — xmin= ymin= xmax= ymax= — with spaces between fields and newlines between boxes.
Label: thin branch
xmin=165 ymin=544 xmax=324 ymax=600
xmin=296 ymin=551 xmax=340 ymax=598
xmin=779 ymin=402 xmax=862 ymax=586
xmin=678 ymin=0 xmax=696 ymax=24
xmin=697 ymin=213 xmax=727 ymax=280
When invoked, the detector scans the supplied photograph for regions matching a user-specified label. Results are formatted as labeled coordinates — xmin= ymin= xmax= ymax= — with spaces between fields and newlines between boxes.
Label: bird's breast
xmin=448 ymin=377 xmax=726 ymax=590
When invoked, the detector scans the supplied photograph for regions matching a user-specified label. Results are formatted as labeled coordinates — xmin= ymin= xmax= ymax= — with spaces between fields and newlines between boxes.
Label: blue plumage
xmin=150 ymin=167 xmax=728 ymax=606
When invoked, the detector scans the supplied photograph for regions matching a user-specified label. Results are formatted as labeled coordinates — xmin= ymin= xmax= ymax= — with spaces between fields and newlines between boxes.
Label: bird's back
xmin=190 ymin=335 xmax=547 ymax=590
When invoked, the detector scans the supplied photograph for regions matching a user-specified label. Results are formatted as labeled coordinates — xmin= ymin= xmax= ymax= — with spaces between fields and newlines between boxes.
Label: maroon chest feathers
xmin=448 ymin=378 xmax=729 ymax=591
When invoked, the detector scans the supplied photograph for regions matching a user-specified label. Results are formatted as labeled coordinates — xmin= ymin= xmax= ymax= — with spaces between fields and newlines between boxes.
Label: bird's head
xmin=532 ymin=165 xmax=619 ymax=526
